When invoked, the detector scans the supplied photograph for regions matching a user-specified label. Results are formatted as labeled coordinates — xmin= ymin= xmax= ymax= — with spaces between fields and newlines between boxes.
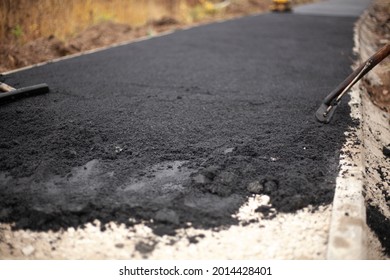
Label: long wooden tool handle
xmin=0 ymin=82 xmax=16 ymax=92
xmin=323 ymin=42 xmax=390 ymax=105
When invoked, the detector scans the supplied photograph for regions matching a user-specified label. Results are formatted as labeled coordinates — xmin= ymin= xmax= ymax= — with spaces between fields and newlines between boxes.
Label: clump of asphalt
xmin=367 ymin=205 xmax=390 ymax=255
xmin=0 ymin=14 xmax=355 ymax=235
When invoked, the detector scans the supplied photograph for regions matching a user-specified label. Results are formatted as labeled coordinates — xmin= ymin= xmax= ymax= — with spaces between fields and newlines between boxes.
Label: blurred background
xmin=0 ymin=0 xmax=314 ymax=72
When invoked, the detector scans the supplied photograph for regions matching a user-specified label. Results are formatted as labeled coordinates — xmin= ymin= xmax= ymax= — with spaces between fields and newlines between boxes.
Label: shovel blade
xmin=316 ymin=103 xmax=338 ymax=124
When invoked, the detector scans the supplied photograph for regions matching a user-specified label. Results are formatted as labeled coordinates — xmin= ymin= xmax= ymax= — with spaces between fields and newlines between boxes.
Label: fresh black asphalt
xmin=0 ymin=13 xmax=357 ymax=234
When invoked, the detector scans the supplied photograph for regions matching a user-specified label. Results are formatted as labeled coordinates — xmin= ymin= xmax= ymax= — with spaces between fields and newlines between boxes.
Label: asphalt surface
xmin=294 ymin=0 xmax=370 ymax=17
xmin=0 ymin=11 xmax=360 ymax=234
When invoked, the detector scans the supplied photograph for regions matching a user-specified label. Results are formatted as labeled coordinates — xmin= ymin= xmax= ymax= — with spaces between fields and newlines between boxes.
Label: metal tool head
xmin=315 ymin=103 xmax=338 ymax=124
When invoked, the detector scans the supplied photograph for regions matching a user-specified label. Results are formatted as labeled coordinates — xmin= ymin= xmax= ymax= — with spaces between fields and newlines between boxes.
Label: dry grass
xmin=0 ymin=0 xmax=269 ymax=45
xmin=0 ymin=0 xmax=275 ymax=72
xmin=0 ymin=0 xmax=318 ymax=72
xmin=0 ymin=0 xmax=186 ymax=44
xmin=0 ymin=0 xmax=318 ymax=45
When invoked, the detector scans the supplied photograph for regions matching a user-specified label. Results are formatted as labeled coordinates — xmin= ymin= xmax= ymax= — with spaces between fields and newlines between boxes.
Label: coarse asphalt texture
xmin=0 ymin=10 xmax=359 ymax=235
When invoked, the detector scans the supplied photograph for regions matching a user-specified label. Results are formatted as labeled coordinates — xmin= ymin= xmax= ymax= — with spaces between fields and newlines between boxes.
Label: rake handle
xmin=323 ymin=42 xmax=390 ymax=106
xmin=0 ymin=82 xmax=16 ymax=92
xmin=0 ymin=83 xmax=50 ymax=103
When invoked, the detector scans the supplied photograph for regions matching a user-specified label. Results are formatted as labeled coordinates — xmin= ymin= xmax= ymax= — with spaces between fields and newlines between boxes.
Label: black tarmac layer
xmin=0 ymin=14 xmax=356 ymax=234
xmin=367 ymin=205 xmax=390 ymax=255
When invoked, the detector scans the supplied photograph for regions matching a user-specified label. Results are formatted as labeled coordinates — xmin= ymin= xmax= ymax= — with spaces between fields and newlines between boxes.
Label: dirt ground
xmin=360 ymin=0 xmax=390 ymax=112
xmin=356 ymin=0 xmax=390 ymax=257
xmin=0 ymin=18 xmax=182 ymax=74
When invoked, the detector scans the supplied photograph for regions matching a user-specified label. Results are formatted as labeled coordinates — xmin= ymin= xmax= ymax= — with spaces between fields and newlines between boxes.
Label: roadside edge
xmin=326 ymin=14 xmax=369 ymax=260
xmin=326 ymin=85 xmax=367 ymax=259
xmin=327 ymin=8 xmax=390 ymax=260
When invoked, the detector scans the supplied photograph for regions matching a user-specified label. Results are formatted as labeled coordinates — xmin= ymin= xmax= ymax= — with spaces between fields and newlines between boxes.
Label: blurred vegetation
xmin=0 ymin=0 xmax=317 ymax=72
xmin=0 ymin=0 xmax=259 ymax=44
xmin=1 ymin=0 xmax=177 ymax=43
xmin=0 ymin=0 xmax=318 ymax=45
